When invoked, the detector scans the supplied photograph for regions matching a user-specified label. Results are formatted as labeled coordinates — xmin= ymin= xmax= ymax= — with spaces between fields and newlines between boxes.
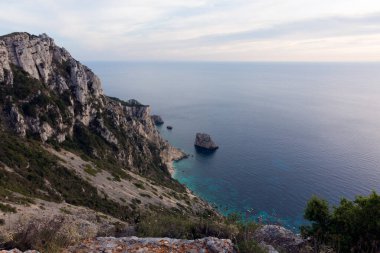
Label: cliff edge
xmin=0 ymin=32 xmax=218 ymax=251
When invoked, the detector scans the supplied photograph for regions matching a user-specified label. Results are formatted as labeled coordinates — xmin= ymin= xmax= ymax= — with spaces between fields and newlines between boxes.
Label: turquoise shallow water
xmin=87 ymin=61 xmax=380 ymax=231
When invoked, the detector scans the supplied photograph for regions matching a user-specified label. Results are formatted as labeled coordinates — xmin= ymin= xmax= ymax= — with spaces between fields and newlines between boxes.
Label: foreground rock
xmin=194 ymin=133 xmax=219 ymax=150
xmin=151 ymin=115 xmax=164 ymax=125
xmin=0 ymin=250 xmax=39 ymax=253
xmin=64 ymin=236 xmax=235 ymax=253
xmin=253 ymin=225 xmax=307 ymax=253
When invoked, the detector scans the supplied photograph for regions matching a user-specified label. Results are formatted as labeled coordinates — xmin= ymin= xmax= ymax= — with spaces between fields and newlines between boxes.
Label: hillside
xmin=0 ymin=32 xmax=229 ymax=251
xmin=1 ymin=32 xmax=342 ymax=253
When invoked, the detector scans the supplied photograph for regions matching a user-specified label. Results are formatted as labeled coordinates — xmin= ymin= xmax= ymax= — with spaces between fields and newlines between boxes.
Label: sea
xmin=87 ymin=61 xmax=380 ymax=231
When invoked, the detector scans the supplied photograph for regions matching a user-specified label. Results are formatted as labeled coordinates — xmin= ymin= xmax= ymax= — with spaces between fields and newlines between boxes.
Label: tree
xmin=302 ymin=192 xmax=380 ymax=252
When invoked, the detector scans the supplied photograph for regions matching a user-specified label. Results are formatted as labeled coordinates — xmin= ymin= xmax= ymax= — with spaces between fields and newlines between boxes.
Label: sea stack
xmin=151 ymin=115 xmax=164 ymax=125
xmin=194 ymin=133 xmax=219 ymax=151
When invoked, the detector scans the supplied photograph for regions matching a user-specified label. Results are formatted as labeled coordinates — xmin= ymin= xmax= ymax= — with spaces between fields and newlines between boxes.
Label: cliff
xmin=0 ymin=32 xmax=221 ymax=252
xmin=0 ymin=32 xmax=310 ymax=253
xmin=0 ymin=32 xmax=190 ymax=181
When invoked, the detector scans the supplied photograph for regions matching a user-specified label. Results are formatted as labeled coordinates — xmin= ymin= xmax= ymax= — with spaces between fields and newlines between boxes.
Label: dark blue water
xmin=87 ymin=61 xmax=380 ymax=231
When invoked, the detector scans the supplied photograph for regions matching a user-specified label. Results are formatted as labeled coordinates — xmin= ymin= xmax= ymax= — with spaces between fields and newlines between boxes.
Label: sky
xmin=0 ymin=0 xmax=380 ymax=62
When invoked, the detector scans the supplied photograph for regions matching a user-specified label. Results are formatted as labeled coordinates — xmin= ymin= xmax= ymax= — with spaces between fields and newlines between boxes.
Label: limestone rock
xmin=253 ymin=225 xmax=306 ymax=253
xmin=194 ymin=133 xmax=219 ymax=150
xmin=0 ymin=32 xmax=104 ymax=141
xmin=0 ymin=41 xmax=12 ymax=85
xmin=64 ymin=236 xmax=235 ymax=253
xmin=0 ymin=32 xmax=187 ymax=180
xmin=151 ymin=115 xmax=164 ymax=125
xmin=0 ymin=250 xmax=39 ymax=253
xmin=9 ymin=105 xmax=26 ymax=137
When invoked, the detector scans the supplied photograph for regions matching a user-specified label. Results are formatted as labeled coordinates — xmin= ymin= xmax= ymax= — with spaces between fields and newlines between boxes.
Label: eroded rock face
xmin=1 ymin=32 xmax=102 ymax=100
xmin=0 ymin=41 xmax=12 ymax=85
xmin=9 ymin=105 xmax=26 ymax=136
xmin=194 ymin=133 xmax=219 ymax=150
xmin=151 ymin=115 xmax=164 ymax=125
xmin=64 ymin=236 xmax=235 ymax=253
xmin=0 ymin=250 xmax=39 ymax=253
xmin=0 ymin=32 xmax=104 ymax=141
xmin=253 ymin=225 xmax=306 ymax=253
xmin=0 ymin=32 xmax=185 ymax=176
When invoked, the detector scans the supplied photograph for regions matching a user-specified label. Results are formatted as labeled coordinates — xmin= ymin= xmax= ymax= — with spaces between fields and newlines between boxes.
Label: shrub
xmin=135 ymin=209 xmax=267 ymax=253
xmin=139 ymin=193 xmax=151 ymax=198
xmin=59 ymin=207 xmax=72 ymax=215
xmin=133 ymin=182 xmax=145 ymax=190
xmin=83 ymin=164 xmax=98 ymax=176
xmin=0 ymin=203 xmax=17 ymax=213
xmin=4 ymin=216 xmax=72 ymax=253
xmin=136 ymin=212 xmax=238 ymax=240
xmin=21 ymin=103 xmax=37 ymax=117
xmin=302 ymin=192 xmax=380 ymax=252
xmin=132 ymin=198 xmax=142 ymax=205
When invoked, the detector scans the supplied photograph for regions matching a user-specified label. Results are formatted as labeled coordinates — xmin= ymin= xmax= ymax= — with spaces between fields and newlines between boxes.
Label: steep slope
xmin=0 ymin=32 xmax=181 ymax=177
xmin=0 ymin=32 xmax=218 ymax=250
xmin=0 ymin=32 xmax=320 ymax=253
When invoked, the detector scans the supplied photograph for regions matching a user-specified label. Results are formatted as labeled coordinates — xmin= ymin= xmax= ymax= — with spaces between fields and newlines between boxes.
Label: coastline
xmin=167 ymin=160 xmax=176 ymax=177
xmin=162 ymin=143 xmax=188 ymax=177
xmin=164 ymin=143 xmax=221 ymax=212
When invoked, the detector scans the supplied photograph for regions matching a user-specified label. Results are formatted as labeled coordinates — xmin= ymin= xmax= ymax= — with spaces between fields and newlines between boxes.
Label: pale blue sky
xmin=1 ymin=0 xmax=380 ymax=61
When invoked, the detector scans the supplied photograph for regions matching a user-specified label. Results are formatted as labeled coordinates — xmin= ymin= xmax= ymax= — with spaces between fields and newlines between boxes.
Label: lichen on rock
xmin=64 ymin=236 xmax=236 ymax=253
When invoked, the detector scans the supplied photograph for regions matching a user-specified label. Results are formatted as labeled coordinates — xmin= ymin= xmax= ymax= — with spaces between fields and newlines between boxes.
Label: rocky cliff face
xmin=0 ymin=33 xmax=218 ymax=251
xmin=0 ymin=32 xmax=103 ymax=139
xmin=0 ymin=32 xmax=184 ymax=176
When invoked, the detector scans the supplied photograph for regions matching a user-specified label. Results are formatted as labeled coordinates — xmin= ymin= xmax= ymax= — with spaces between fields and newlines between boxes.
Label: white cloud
xmin=0 ymin=0 xmax=379 ymax=61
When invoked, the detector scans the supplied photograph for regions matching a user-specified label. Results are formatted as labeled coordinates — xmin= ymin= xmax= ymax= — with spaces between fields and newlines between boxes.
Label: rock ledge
xmin=253 ymin=225 xmax=306 ymax=253
xmin=64 ymin=236 xmax=235 ymax=253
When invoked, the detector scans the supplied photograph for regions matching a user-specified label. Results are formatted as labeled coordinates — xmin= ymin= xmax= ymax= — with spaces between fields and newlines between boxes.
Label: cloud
xmin=0 ymin=0 xmax=379 ymax=61
xmin=191 ymin=13 xmax=380 ymax=44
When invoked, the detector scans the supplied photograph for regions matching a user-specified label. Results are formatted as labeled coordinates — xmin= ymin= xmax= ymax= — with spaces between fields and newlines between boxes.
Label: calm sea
xmin=87 ymin=61 xmax=380 ymax=231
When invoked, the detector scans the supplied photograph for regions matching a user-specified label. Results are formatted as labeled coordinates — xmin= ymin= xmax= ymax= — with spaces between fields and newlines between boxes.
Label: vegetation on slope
xmin=0 ymin=65 xmax=72 ymax=125
xmin=0 ymin=131 xmax=135 ymax=221
xmin=136 ymin=211 xmax=265 ymax=253
xmin=0 ymin=64 xmax=184 ymax=194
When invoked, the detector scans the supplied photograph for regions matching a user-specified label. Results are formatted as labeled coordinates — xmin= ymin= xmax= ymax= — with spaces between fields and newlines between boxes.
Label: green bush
xmin=302 ymin=192 xmax=380 ymax=252
xmin=139 ymin=193 xmax=151 ymax=198
xmin=133 ymin=182 xmax=145 ymax=190
xmin=5 ymin=217 xmax=72 ymax=253
xmin=137 ymin=212 xmax=238 ymax=240
xmin=84 ymin=164 xmax=98 ymax=176
xmin=0 ymin=202 xmax=17 ymax=213
xmin=21 ymin=103 xmax=37 ymax=117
